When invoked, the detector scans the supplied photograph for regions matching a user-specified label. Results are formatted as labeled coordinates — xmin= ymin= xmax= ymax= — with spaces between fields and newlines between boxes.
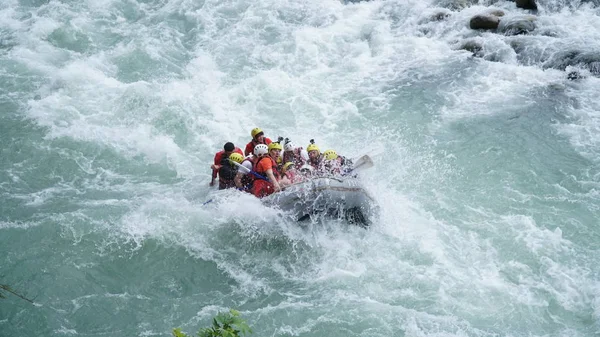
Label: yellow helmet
xmin=282 ymin=162 xmax=294 ymax=172
xmin=307 ymin=143 xmax=319 ymax=153
xmin=268 ymin=142 xmax=283 ymax=151
xmin=251 ymin=127 xmax=263 ymax=139
xmin=323 ymin=149 xmax=338 ymax=161
xmin=229 ymin=153 xmax=244 ymax=165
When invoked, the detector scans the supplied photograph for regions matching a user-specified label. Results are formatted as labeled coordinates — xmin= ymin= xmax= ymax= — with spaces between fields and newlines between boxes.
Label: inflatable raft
xmin=261 ymin=176 xmax=378 ymax=227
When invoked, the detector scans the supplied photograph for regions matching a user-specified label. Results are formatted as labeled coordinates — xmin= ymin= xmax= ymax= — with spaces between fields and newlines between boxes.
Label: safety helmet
xmin=323 ymin=149 xmax=338 ymax=161
xmin=300 ymin=149 xmax=309 ymax=161
xmin=306 ymin=143 xmax=319 ymax=153
xmin=251 ymin=127 xmax=263 ymax=139
xmin=254 ymin=144 xmax=268 ymax=156
xmin=229 ymin=153 xmax=244 ymax=165
xmin=268 ymin=142 xmax=283 ymax=151
xmin=299 ymin=164 xmax=314 ymax=173
xmin=282 ymin=162 xmax=294 ymax=172
xmin=284 ymin=141 xmax=296 ymax=152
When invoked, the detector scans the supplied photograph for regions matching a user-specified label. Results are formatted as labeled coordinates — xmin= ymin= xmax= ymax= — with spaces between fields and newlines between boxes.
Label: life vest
xmin=244 ymin=137 xmax=272 ymax=156
xmin=283 ymin=147 xmax=306 ymax=168
xmin=308 ymin=154 xmax=323 ymax=170
xmin=323 ymin=159 xmax=342 ymax=176
xmin=218 ymin=154 xmax=237 ymax=189
xmin=240 ymin=157 xmax=256 ymax=191
xmin=252 ymin=156 xmax=280 ymax=198
xmin=212 ymin=147 xmax=243 ymax=183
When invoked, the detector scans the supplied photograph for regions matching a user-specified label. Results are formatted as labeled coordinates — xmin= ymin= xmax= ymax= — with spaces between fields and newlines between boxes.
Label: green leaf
xmin=221 ymin=328 xmax=235 ymax=337
xmin=174 ymin=308 xmax=252 ymax=337
xmin=197 ymin=327 xmax=213 ymax=337
xmin=172 ymin=328 xmax=189 ymax=337
xmin=238 ymin=324 xmax=252 ymax=336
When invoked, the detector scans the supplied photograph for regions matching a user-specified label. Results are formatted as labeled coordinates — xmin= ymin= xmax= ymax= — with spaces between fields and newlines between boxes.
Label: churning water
xmin=1 ymin=0 xmax=600 ymax=336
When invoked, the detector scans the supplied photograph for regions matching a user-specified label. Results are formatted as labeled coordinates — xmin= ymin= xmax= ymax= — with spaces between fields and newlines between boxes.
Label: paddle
xmin=352 ymin=155 xmax=374 ymax=170
xmin=228 ymin=159 xmax=269 ymax=181
xmin=343 ymin=155 xmax=374 ymax=176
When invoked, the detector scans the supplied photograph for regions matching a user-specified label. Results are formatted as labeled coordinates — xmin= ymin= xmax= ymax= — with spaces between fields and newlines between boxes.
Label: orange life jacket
xmin=252 ymin=156 xmax=280 ymax=198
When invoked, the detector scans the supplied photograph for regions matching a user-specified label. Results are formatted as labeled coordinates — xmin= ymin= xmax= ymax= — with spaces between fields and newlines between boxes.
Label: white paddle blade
xmin=229 ymin=159 xmax=251 ymax=174
xmin=352 ymin=155 xmax=374 ymax=171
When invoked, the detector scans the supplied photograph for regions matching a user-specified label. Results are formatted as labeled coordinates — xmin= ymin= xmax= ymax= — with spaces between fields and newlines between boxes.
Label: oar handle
xmin=228 ymin=159 xmax=269 ymax=182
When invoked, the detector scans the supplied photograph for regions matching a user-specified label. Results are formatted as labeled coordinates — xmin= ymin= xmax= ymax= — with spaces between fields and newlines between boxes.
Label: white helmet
xmin=299 ymin=164 xmax=314 ymax=173
xmin=254 ymin=144 xmax=268 ymax=156
xmin=300 ymin=149 xmax=309 ymax=161
xmin=284 ymin=141 xmax=296 ymax=152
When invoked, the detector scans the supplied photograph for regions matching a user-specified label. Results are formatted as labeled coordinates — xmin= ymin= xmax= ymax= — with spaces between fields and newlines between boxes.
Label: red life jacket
xmin=212 ymin=147 xmax=243 ymax=180
xmin=244 ymin=137 xmax=272 ymax=156
xmin=252 ymin=156 xmax=280 ymax=198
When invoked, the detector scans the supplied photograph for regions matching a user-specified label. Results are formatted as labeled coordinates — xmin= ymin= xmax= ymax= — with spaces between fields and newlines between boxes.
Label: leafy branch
xmin=173 ymin=309 xmax=252 ymax=337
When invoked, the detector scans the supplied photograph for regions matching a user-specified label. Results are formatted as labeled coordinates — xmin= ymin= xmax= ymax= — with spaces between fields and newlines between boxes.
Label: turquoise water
xmin=2 ymin=0 xmax=600 ymax=336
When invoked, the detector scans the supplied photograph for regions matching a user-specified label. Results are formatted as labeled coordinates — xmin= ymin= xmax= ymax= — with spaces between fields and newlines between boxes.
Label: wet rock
xmin=544 ymin=50 xmax=600 ymax=77
xmin=515 ymin=0 xmax=537 ymax=10
xmin=498 ymin=15 xmax=536 ymax=35
xmin=458 ymin=40 xmax=484 ymax=57
xmin=567 ymin=71 xmax=585 ymax=80
xmin=470 ymin=15 xmax=500 ymax=30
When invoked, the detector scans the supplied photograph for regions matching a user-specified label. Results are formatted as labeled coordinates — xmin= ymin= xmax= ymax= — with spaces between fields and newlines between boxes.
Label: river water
xmin=1 ymin=0 xmax=599 ymax=336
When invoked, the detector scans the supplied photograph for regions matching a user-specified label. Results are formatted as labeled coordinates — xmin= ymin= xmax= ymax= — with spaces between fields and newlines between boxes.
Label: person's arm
xmin=210 ymin=154 xmax=220 ymax=186
xmin=265 ymin=169 xmax=281 ymax=192
xmin=234 ymin=171 xmax=244 ymax=189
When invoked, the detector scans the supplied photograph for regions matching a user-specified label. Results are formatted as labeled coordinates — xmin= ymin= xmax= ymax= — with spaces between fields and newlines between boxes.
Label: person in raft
xmin=252 ymin=142 xmax=290 ymax=198
xmin=233 ymin=147 xmax=262 ymax=193
xmin=244 ymin=127 xmax=272 ymax=156
xmin=282 ymin=138 xmax=308 ymax=168
xmin=210 ymin=142 xmax=243 ymax=188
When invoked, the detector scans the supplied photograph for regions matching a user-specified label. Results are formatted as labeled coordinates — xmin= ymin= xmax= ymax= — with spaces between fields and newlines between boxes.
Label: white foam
xmin=4 ymin=0 xmax=600 ymax=335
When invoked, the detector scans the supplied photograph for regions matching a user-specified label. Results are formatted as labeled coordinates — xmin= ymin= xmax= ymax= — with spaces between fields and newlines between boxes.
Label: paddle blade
xmin=351 ymin=155 xmax=374 ymax=171
xmin=229 ymin=158 xmax=250 ymax=174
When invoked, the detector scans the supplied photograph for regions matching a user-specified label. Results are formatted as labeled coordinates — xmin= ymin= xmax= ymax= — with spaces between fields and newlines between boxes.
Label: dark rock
xmin=458 ymin=40 xmax=484 ymax=56
xmin=515 ymin=0 xmax=537 ymax=10
xmin=470 ymin=15 xmax=500 ymax=30
xmin=567 ymin=71 xmax=585 ymax=80
xmin=544 ymin=50 xmax=600 ymax=76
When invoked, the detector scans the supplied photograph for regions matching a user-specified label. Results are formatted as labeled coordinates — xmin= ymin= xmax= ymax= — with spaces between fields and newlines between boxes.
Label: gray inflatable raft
xmin=261 ymin=177 xmax=378 ymax=227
